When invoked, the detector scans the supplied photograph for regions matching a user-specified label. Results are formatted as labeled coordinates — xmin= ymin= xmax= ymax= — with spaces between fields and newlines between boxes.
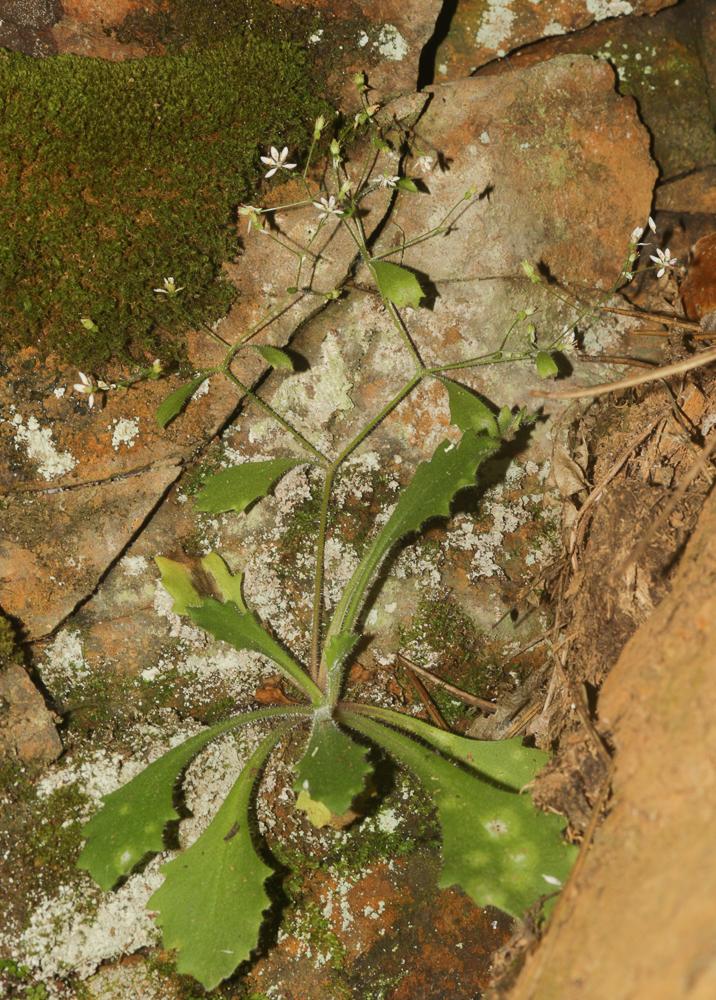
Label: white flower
xmin=414 ymin=155 xmax=434 ymax=174
xmin=376 ymin=174 xmax=400 ymax=189
xmin=72 ymin=372 xmax=109 ymax=409
xmin=260 ymin=145 xmax=297 ymax=179
xmin=238 ymin=204 xmax=263 ymax=232
xmin=312 ymin=195 xmax=344 ymax=221
xmin=153 ymin=276 xmax=184 ymax=296
xmin=630 ymin=225 xmax=645 ymax=244
xmin=635 ymin=216 xmax=659 ymax=248
xmin=560 ymin=329 xmax=576 ymax=350
xmin=649 ymin=247 xmax=678 ymax=278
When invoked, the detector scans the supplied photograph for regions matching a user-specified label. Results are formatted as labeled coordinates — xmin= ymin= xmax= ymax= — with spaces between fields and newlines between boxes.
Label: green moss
xmin=0 ymin=32 xmax=324 ymax=369
xmin=116 ymin=0 xmax=318 ymax=54
xmin=287 ymin=900 xmax=348 ymax=971
xmin=275 ymin=480 xmax=322 ymax=579
xmin=400 ymin=592 xmax=480 ymax=674
xmin=0 ymin=759 xmax=92 ymax=932
xmin=399 ymin=592 xmax=508 ymax=723
xmin=0 ymin=613 xmax=20 ymax=666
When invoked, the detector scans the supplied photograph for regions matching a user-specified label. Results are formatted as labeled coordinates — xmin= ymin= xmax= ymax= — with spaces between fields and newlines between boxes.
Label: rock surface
xmin=0 ymin=664 xmax=61 ymax=764
xmin=509 ymin=487 xmax=716 ymax=1000
xmin=0 ymin=462 xmax=181 ymax=638
xmin=471 ymin=0 xmax=716 ymax=180
xmin=435 ymin=0 xmax=677 ymax=81
xmin=276 ymin=0 xmax=442 ymax=102
xmin=0 ymin=19 xmax=671 ymax=998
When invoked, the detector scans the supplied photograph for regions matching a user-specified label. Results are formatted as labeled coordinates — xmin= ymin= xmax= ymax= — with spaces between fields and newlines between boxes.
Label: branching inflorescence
xmin=74 ymin=84 xmax=612 ymax=990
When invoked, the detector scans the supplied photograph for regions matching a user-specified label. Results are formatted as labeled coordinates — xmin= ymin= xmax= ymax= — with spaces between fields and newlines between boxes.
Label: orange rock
xmin=0 ymin=664 xmax=62 ymax=764
xmin=680 ymin=232 xmax=716 ymax=331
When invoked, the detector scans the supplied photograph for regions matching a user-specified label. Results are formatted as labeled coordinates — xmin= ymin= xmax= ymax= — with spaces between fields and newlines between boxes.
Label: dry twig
xmin=533 ymin=345 xmax=716 ymax=401
xmin=397 ymin=652 xmax=498 ymax=713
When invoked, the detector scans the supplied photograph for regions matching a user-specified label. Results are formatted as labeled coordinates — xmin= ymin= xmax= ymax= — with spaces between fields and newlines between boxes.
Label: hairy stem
xmin=223 ymin=369 xmax=328 ymax=465
xmin=310 ymin=464 xmax=337 ymax=682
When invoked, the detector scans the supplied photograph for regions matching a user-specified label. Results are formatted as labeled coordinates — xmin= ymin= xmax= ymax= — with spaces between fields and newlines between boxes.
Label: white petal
xmin=657 ymin=267 xmax=665 ymax=278
xmin=265 ymin=167 xmax=277 ymax=178
xmin=259 ymin=156 xmax=273 ymax=165
xmin=88 ymin=394 xmax=95 ymax=409
xmin=270 ymin=146 xmax=279 ymax=160
xmin=283 ymin=162 xmax=297 ymax=171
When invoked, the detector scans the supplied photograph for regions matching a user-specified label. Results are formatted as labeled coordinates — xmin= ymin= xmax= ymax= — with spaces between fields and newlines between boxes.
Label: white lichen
xmin=475 ymin=2 xmax=515 ymax=56
xmin=10 ymin=413 xmax=77 ymax=480
xmin=39 ymin=629 xmax=90 ymax=691
xmin=111 ymin=417 xmax=139 ymax=451
xmin=586 ymin=0 xmax=633 ymax=18
xmin=374 ymin=24 xmax=409 ymax=61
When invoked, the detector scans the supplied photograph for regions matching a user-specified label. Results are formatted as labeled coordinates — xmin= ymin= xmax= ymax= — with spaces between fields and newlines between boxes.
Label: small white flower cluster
xmin=72 ymin=371 xmax=110 ymax=409
xmin=633 ymin=216 xmax=678 ymax=279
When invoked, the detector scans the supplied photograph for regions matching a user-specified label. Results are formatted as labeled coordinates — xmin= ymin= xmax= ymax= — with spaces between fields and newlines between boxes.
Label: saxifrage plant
xmin=77 ymin=86 xmax=581 ymax=990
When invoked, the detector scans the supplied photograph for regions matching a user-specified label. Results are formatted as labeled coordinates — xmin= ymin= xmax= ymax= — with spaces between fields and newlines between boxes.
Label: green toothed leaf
xmin=78 ymin=708 xmax=306 ymax=891
xmin=188 ymin=597 xmax=323 ymax=705
xmin=371 ymin=259 xmax=425 ymax=310
xmin=156 ymin=376 xmax=208 ymax=428
xmin=155 ymin=556 xmax=201 ymax=614
xmin=155 ymin=557 xmax=321 ymax=704
xmin=294 ymin=716 xmax=371 ymax=820
xmin=200 ymin=552 xmax=247 ymax=611
xmin=326 ymin=431 xmax=499 ymax=643
xmin=440 ymin=378 xmax=500 ymax=437
xmin=195 ymin=459 xmax=303 ymax=515
xmin=342 ymin=711 xmax=577 ymax=919
xmin=351 ymin=706 xmax=547 ymax=790
xmin=149 ymin=723 xmax=293 ymax=990
xmin=253 ymin=345 xmax=295 ymax=370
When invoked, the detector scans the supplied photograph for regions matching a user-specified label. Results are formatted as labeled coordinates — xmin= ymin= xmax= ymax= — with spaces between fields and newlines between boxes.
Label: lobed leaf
xmin=154 ymin=556 xmax=201 ymax=614
xmin=200 ymin=552 xmax=247 ymax=610
xmin=156 ymin=376 xmax=208 ymax=428
xmin=439 ymin=378 xmax=500 ymax=437
xmin=78 ymin=708 xmax=308 ymax=891
xmin=349 ymin=705 xmax=547 ymax=791
xmin=294 ymin=715 xmax=371 ymax=819
xmin=195 ymin=458 xmax=304 ymax=515
xmin=149 ymin=723 xmax=294 ymax=990
xmin=326 ymin=431 xmax=500 ymax=644
xmin=342 ymin=711 xmax=577 ymax=919
xmin=188 ymin=597 xmax=323 ymax=705
xmin=371 ymin=259 xmax=425 ymax=310
xmin=155 ymin=558 xmax=322 ymax=704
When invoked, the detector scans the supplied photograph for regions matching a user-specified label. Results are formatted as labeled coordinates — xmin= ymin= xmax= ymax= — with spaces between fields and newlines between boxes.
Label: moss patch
xmin=115 ymin=0 xmax=319 ymax=54
xmin=0 ymin=32 xmax=324 ymax=369
xmin=0 ymin=612 xmax=20 ymax=666
xmin=0 ymin=758 xmax=91 ymax=937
